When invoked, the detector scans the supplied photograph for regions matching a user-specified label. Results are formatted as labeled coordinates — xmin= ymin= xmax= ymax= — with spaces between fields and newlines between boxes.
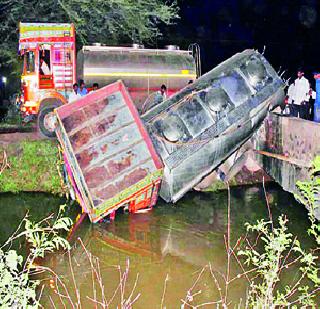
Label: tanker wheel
xmin=37 ymin=101 xmax=62 ymax=138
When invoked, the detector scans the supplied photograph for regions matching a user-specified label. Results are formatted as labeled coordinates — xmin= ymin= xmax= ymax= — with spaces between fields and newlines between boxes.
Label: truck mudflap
xmin=55 ymin=81 xmax=163 ymax=223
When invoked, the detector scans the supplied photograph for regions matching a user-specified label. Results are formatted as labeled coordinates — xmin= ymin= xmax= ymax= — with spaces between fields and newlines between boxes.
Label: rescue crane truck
xmin=18 ymin=23 xmax=199 ymax=137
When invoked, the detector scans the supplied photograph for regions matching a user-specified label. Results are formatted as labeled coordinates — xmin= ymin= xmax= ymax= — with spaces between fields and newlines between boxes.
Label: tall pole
xmin=2 ymin=77 xmax=6 ymax=100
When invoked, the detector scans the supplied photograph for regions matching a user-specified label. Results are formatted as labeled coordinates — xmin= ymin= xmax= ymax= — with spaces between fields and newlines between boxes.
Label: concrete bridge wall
xmin=253 ymin=112 xmax=320 ymax=219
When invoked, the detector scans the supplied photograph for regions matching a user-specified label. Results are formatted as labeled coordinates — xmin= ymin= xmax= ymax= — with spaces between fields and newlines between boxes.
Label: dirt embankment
xmin=0 ymin=132 xmax=43 ymax=145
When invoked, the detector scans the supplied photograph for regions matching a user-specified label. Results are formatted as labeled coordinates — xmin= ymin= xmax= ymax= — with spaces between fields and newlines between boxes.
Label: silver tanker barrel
xmin=77 ymin=45 xmax=197 ymax=110
xmin=142 ymin=49 xmax=285 ymax=203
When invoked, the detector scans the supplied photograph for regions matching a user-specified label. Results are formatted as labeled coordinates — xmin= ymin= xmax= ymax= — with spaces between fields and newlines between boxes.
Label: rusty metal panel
xmin=55 ymin=81 xmax=163 ymax=222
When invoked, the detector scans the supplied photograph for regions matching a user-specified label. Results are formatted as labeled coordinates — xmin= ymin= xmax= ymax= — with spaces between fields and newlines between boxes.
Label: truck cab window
xmin=54 ymin=49 xmax=72 ymax=63
xmin=65 ymin=50 xmax=72 ymax=63
xmin=25 ymin=51 xmax=35 ymax=73
xmin=54 ymin=50 xmax=61 ymax=62
xmin=39 ymin=50 xmax=51 ymax=75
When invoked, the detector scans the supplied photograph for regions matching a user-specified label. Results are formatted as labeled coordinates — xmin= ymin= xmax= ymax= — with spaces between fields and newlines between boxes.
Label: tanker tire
xmin=37 ymin=102 xmax=61 ymax=139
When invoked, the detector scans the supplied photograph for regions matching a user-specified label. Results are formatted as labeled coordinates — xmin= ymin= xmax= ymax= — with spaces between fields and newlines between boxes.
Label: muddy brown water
xmin=0 ymin=184 xmax=317 ymax=307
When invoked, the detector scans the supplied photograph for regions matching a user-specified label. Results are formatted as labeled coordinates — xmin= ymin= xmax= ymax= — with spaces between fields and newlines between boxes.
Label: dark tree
xmin=0 ymin=0 xmax=179 ymax=93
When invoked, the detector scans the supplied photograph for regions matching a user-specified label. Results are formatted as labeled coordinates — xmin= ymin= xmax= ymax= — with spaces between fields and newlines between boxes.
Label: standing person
xmin=69 ymin=83 xmax=81 ymax=103
xmin=308 ymin=88 xmax=316 ymax=120
xmin=92 ymin=83 xmax=99 ymax=91
xmin=153 ymin=84 xmax=167 ymax=105
xmin=39 ymin=57 xmax=51 ymax=75
xmin=160 ymin=84 xmax=167 ymax=100
xmin=290 ymin=69 xmax=310 ymax=119
xmin=142 ymin=84 xmax=168 ymax=113
xmin=287 ymin=82 xmax=295 ymax=116
xmin=78 ymin=79 xmax=88 ymax=96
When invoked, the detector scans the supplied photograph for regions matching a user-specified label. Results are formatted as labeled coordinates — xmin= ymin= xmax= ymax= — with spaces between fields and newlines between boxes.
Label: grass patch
xmin=0 ymin=140 xmax=63 ymax=194
xmin=0 ymin=122 xmax=34 ymax=129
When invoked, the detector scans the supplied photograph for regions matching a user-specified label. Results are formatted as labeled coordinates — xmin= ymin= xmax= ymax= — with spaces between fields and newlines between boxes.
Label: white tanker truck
xmin=18 ymin=22 xmax=199 ymax=137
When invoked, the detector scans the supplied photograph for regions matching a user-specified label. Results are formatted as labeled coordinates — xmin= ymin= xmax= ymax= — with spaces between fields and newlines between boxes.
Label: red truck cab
xmin=19 ymin=23 xmax=76 ymax=137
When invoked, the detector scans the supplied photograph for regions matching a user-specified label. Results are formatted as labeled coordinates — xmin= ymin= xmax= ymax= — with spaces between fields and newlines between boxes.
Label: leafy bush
xmin=238 ymin=215 xmax=319 ymax=308
xmin=295 ymin=156 xmax=320 ymax=245
xmin=0 ymin=205 xmax=72 ymax=308
xmin=236 ymin=157 xmax=320 ymax=308
xmin=0 ymin=249 xmax=38 ymax=308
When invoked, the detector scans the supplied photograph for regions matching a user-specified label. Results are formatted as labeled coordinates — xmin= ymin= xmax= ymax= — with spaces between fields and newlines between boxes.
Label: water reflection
xmin=0 ymin=192 xmax=68 ymax=249
xmin=0 ymin=184 xmax=315 ymax=307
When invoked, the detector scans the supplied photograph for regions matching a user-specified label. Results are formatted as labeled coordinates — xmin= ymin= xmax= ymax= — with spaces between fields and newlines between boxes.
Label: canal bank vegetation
xmin=242 ymin=157 xmax=320 ymax=308
xmin=177 ymin=181 xmax=319 ymax=308
xmin=295 ymin=156 xmax=320 ymax=246
xmin=0 ymin=160 xmax=319 ymax=307
xmin=0 ymin=205 xmax=72 ymax=308
xmin=0 ymin=140 xmax=64 ymax=194
xmin=216 ymin=159 xmax=320 ymax=308
xmin=237 ymin=215 xmax=319 ymax=308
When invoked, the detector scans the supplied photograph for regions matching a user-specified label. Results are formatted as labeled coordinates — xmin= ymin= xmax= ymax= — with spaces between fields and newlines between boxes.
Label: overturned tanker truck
xmin=56 ymin=49 xmax=284 ymax=222
xmin=142 ymin=49 xmax=284 ymax=203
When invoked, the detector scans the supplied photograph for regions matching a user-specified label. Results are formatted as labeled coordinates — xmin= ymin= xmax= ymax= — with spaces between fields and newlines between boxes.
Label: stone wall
xmin=253 ymin=112 xmax=320 ymax=219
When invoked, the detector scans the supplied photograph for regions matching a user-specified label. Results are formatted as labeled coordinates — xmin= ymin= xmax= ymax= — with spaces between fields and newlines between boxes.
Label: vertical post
xmin=314 ymin=74 xmax=320 ymax=122
xmin=2 ymin=76 xmax=6 ymax=99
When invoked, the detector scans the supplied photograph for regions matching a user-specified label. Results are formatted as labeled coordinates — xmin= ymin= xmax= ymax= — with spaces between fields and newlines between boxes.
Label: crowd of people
xmin=285 ymin=69 xmax=316 ymax=120
xmin=68 ymin=80 xmax=194 ymax=108
xmin=68 ymin=80 xmax=99 ymax=103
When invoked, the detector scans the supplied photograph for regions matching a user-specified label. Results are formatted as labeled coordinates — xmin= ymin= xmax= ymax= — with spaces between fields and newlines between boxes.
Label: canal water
xmin=0 ymin=184 xmax=316 ymax=307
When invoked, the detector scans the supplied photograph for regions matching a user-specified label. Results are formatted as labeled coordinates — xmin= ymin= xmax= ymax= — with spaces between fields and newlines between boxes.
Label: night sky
xmin=160 ymin=0 xmax=320 ymax=86
xmin=1 ymin=0 xmax=319 ymax=97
